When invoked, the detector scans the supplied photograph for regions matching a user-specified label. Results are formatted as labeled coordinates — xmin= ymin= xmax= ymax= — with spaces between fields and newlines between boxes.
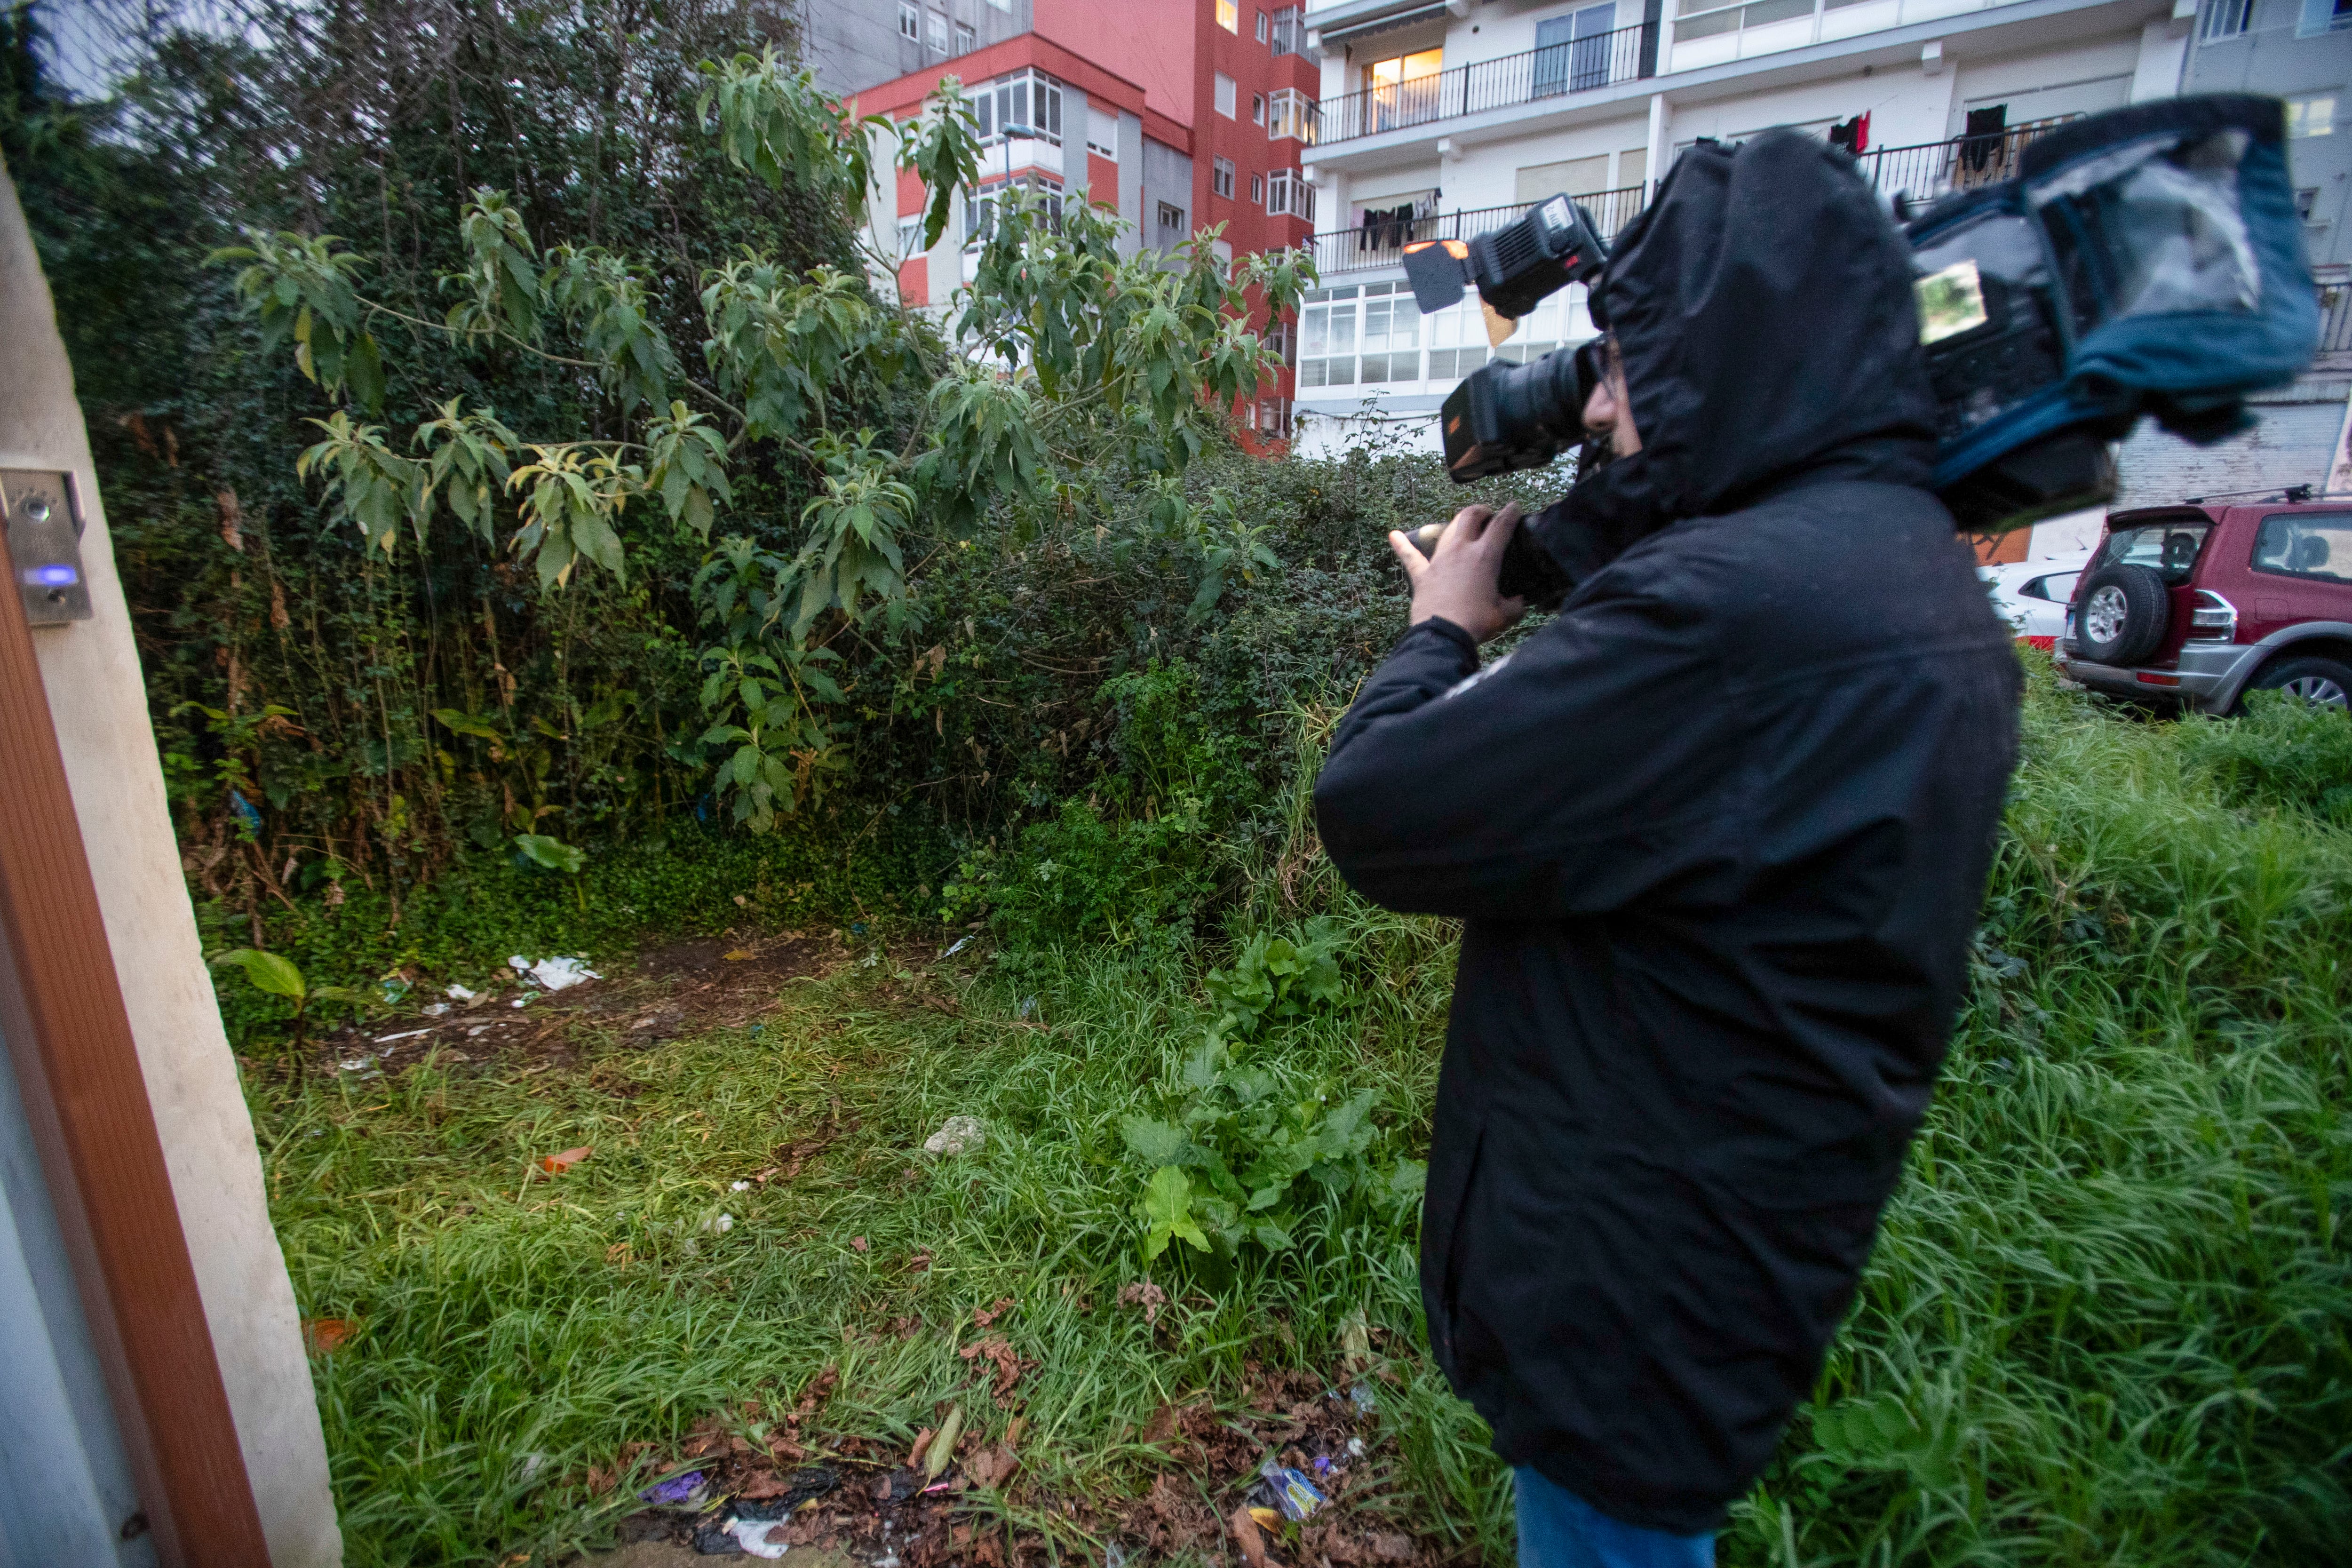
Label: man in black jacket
xmin=1313 ymin=132 xmax=2022 ymax=1563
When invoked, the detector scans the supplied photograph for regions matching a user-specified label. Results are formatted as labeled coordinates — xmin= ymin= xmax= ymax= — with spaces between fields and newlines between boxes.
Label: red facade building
xmin=852 ymin=1 xmax=1320 ymax=438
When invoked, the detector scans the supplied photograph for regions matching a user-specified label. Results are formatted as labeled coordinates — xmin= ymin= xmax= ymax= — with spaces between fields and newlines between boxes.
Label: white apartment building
xmin=1287 ymin=0 xmax=2207 ymax=514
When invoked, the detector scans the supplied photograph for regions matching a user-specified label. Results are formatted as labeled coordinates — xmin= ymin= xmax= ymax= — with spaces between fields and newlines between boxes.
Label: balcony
xmin=1306 ymin=187 xmax=1646 ymax=277
xmin=1848 ymin=116 xmax=2077 ymax=205
xmin=1313 ymin=25 xmax=1657 ymax=146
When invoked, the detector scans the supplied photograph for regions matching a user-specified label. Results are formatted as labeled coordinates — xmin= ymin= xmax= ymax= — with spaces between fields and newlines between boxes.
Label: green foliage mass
xmin=240 ymin=671 xmax=2352 ymax=1567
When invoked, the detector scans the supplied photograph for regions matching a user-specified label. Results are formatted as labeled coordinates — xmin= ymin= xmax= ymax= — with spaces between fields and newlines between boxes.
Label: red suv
xmin=2057 ymin=495 xmax=2352 ymax=714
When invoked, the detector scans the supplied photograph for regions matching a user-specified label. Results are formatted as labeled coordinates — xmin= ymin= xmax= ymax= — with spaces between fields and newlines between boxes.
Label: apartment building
xmin=847 ymin=1 xmax=1329 ymax=436
xmin=1292 ymin=0 xmax=2198 ymax=456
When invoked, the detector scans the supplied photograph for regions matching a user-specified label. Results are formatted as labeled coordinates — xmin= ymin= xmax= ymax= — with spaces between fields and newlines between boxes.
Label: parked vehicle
xmin=2057 ymin=495 xmax=2352 ymax=714
xmin=1982 ymin=549 xmax=2093 ymax=648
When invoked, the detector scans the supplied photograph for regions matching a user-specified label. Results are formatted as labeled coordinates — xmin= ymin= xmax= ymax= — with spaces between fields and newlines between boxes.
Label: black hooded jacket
xmin=1313 ymin=133 xmax=2023 ymax=1532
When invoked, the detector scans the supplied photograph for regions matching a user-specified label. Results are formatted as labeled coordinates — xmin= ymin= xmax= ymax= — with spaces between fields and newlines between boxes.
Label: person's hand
xmin=1388 ymin=503 xmax=1528 ymax=644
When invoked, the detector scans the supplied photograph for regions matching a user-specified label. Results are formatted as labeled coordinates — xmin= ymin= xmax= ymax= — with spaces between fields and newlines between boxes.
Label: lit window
xmin=899 ymin=2 xmax=920 ymax=40
xmin=2197 ymin=0 xmax=2252 ymax=38
xmin=1216 ymin=72 xmax=1237 ymax=118
xmin=2289 ymin=95 xmax=2337 ymax=138
xmin=1367 ymin=48 xmax=1443 ymax=93
xmin=1217 ymin=0 xmax=1240 ymax=32
xmin=1214 ymin=157 xmax=1236 ymax=198
xmin=926 ymin=10 xmax=947 ymax=52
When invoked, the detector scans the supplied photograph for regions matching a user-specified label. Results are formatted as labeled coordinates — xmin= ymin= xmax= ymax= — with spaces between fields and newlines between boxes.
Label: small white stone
xmin=922 ymin=1114 xmax=985 ymax=1157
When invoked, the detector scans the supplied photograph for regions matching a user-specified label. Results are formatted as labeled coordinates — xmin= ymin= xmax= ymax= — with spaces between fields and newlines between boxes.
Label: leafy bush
xmin=1204 ymin=917 xmax=1345 ymax=1040
xmin=1121 ymin=1037 xmax=1419 ymax=1266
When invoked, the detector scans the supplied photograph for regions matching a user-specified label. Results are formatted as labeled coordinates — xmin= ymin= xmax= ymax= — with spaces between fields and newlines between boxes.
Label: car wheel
xmin=2245 ymin=654 xmax=2352 ymax=713
xmin=2071 ymin=563 xmax=2169 ymax=667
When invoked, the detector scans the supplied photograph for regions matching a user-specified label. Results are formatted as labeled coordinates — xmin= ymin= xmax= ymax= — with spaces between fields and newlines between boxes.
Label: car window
xmin=2102 ymin=522 xmax=2210 ymax=585
xmin=2250 ymin=512 xmax=2352 ymax=585
xmin=2021 ymin=571 xmax=2080 ymax=603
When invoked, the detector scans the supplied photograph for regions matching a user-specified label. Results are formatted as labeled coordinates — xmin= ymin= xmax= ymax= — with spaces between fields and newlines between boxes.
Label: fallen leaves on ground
xmin=301 ymin=1317 xmax=354 ymax=1354
xmin=958 ymin=1336 xmax=1034 ymax=1404
xmin=536 ymin=1145 xmax=591 ymax=1173
xmin=1117 ymin=1279 xmax=1167 ymax=1325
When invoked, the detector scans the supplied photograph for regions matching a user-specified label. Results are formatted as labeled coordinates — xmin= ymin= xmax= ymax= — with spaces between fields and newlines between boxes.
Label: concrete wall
xmin=0 ymin=167 xmax=342 ymax=1567
xmin=805 ymin=0 xmax=1036 ymax=98
xmin=2181 ymin=0 xmax=2352 ymax=263
xmin=1142 ymin=135 xmax=1197 ymax=249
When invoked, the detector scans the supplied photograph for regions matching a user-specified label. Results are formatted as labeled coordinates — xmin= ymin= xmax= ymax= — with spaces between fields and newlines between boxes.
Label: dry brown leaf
xmin=538 ymin=1146 xmax=591 ymax=1174
xmin=907 ymin=1425 xmax=936 ymax=1468
xmin=851 ymin=1235 xmax=870 ymax=1252
xmin=1229 ymin=1505 xmax=1270 ymax=1568
xmin=957 ymin=1335 xmax=1031 ymax=1403
xmin=1116 ymin=1280 xmax=1168 ymax=1325
xmin=972 ymin=1295 xmax=1016 ymax=1328
xmin=724 ymin=949 xmax=755 ymax=961
xmin=1372 ymin=1532 xmax=1416 ymax=1561
xmin=302 ymin=1317 xmax=354 ymax=1354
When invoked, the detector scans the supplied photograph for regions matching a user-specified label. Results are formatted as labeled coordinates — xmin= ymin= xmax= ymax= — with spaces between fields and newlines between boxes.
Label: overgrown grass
xmin=249 ymin=669 xmax=2352 ymax=1567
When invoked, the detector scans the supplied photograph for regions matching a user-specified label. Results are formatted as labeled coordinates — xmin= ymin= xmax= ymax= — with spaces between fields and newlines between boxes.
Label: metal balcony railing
xmin=1305 ymin=186 xmax=1647 ymax=277
xmin=1313 ymin=24 xmax=1657 ymax=144
xmin=1847 ymin=117 xmax=2080 ymax=206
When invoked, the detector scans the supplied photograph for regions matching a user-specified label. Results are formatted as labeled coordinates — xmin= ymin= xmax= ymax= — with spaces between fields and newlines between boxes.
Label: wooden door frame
xmin=0 ymin=525 xmax=273 ymax=1562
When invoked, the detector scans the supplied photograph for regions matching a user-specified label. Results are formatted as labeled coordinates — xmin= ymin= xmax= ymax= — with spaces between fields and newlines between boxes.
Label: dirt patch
xmin=309 ymin=932 xmax=834 ymax=1082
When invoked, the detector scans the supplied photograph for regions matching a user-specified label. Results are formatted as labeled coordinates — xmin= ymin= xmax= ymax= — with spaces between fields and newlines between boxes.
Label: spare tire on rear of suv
xmin=2073 ymin=562 xmax=2169 ymax=666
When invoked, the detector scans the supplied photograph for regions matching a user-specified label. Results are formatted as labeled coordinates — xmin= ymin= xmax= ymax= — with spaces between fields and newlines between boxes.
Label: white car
xmin=1980 ymin=549 xmax=2094 ymax=649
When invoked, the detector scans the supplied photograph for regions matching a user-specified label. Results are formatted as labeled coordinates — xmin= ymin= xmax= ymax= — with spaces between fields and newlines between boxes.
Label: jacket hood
xmin=1542 ymin=130 xmax=1939 ymax=581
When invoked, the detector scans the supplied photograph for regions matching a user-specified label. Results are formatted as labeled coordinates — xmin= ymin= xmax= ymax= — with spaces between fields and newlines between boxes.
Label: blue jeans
xmin=1514 ymin=1468 xmax=1715 ymax=1568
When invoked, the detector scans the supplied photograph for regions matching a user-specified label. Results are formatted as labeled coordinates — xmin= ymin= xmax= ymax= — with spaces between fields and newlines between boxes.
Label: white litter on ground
xmin=446 ymin=983 xmax=477 ymax=1001
xmin=509 ymin=955 xmax=600 ymax=990
xmin=725 ymin=1518 xmax=787 ymax=1558
xmin=374 ymin=1028 xmax=430 ymax=1043
xmin=923 ymin=1115 xmax=985 ymax=1157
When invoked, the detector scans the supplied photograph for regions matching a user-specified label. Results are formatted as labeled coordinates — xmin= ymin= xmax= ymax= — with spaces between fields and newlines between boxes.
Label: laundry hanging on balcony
xmin=1962 ymin=106 xmax=2008 ymax=173
xmin=1828 ymin=113 xmax=1871 ymax=155
xmin=1359 ymin=204 xmax=1418 ymax=251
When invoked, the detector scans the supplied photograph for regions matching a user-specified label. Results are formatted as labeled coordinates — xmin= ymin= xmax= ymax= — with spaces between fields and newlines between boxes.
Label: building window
xmin=1299 ymin=286 xmax=1420 ymax=387
xmin=955 ymin=21 xmax=975 ymax=50
xmin=974 ymin=70 xmax=1065 ymax=145
xmin=2197 ymin=0 xmax=2253 ymax=39
xmin=898 ymin=215 xmax=925 ymax=255
xmin=1267 ymin=168 xmax=1314 ymax=221
xmin=1270 ymin=4 xmax=1307 ymax=56
xmin=967 ymin=176 xmax=1065 ymax=248
xmin=1157 ymin=200 xmax=1188 ymax=237
xmin=899 ymin=2 xmax=920 ymax=40
xmin=1267 ymin=87 xmax=1315 ymax=142
xmin=987 ymin=0 xmax=1010 ymax=9
xmin=2295 ymin=0 xmax=2352 ymax=35
xmin=1215 ymin=72 xmax=1237 ymax=118
xmin=1422 ymin=296 xmax=1493 ymax=380
xmin=1217 ymin=0 xmax=1240 ymax=31
xmin=2289 ymin=95 xmax=2337 ymax=138
xmin=1087 ymin=106 xmax=1119 ymax=159
xmin=1257 ymin=9 xmax=1270 ymax=41
xmin=1213 ymin=157 xmax=1236 ymax=198
xmin=1252 ymin=93 xmax=1266 ymax=125
xmin=926 ymin=9 xmax=948 ymax=52
xmin=1251 ymin=172 xmax=1264 ymax=203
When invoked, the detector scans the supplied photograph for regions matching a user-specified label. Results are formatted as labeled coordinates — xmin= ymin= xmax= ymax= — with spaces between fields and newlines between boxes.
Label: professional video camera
xmin=1399 ymin=96 xmax=2319 ymax=595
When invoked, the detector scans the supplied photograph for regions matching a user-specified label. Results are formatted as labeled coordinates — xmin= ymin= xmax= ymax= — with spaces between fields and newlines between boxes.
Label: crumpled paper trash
xmin=923 ymin=1114 xmax=985 ymax=1157
xmin=508 ymin=954 xmax=600 ymax=990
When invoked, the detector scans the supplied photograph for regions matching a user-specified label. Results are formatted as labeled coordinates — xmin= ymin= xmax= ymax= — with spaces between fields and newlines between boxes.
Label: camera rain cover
xmin=1914 ymin=96 xmax=2319 ymax=525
